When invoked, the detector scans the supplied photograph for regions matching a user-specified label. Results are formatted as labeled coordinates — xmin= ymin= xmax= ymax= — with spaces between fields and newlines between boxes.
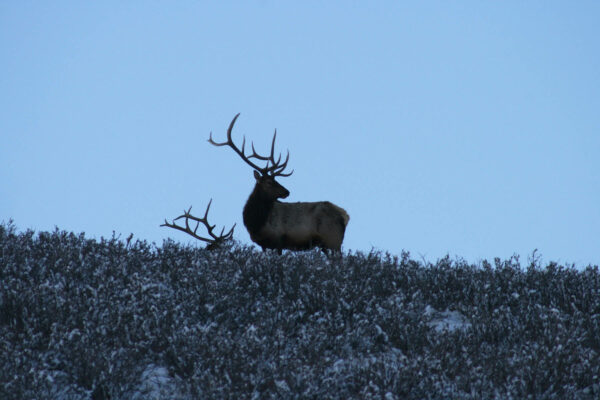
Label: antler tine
xmin=218 ymin=223 xmax=236 ymax=240
xmin=208 ymin=113 xmax=240 ymax=146
xmin=208 ymin=113 xmax=266 ymax=173
xmin=222 ymin=223 xmax=236 ymax=240
xmin=268 ymin=130 xmax=293 ymax=177
xmin=203 ymin=198 xmax=212 ymax=221
xmin=161 ymin=200 xmax=235 ymax=249
xmin=268 ymin=129 xmax=277 ymax=162
xmin=249 ymin=129 xmax=278 ymax=162
xmin=266 ymin=150 xmax=294 ymax=177
xmin=248 ymin=129 xmax=293 ymax=177
xmin=250 ymin=142 xmax=266 ymax=160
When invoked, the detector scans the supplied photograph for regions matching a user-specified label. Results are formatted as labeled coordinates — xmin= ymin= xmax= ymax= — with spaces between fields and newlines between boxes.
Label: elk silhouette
xmin=209 ymin=114 xmax=349 ymax=254
xmin=161 ymin=199 xmax=235 ymax=250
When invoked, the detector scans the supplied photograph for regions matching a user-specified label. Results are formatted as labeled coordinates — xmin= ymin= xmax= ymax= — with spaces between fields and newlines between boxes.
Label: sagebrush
xmin=1 ymin=223 xmax=599 ymax=399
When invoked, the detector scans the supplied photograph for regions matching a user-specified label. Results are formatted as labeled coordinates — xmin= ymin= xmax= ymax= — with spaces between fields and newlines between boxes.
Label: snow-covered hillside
xmin=1 ymin=223 xmax=599 ymax=399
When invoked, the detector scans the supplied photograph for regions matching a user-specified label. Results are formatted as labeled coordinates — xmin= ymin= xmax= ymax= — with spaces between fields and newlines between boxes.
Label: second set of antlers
xmin=161 ymin=200 xmax=235 ymax=250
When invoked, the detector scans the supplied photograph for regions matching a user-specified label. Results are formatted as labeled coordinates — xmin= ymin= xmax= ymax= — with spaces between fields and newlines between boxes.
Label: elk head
xmin=252 ymin=170 xmax=290 ymax=201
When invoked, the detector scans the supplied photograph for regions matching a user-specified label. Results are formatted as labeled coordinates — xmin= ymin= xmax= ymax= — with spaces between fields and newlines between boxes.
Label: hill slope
xmin=1 ymin=223 xmax=599 ymax=399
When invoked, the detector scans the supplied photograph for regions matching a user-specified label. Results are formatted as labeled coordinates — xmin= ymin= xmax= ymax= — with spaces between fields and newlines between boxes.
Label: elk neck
xmin=243 ymin=183 xmax=277 ymax=235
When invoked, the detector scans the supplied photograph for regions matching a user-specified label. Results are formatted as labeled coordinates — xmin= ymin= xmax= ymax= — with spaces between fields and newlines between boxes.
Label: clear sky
xmin=2 ymin=2 xmax=599 ymax=266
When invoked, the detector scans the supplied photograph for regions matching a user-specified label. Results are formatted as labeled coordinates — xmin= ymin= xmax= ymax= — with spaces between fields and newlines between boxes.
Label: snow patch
xmin=275 ymin=379 xmax=290 ymax=392
xmin=132 ymin=364 xmax=181 ymax=400
xmin=425 ymin=305 xmax=472 ymax=333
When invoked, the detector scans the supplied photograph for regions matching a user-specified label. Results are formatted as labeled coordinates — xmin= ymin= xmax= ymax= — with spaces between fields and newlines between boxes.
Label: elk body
xmin=209 ymin=114 xmax=349 ymax=253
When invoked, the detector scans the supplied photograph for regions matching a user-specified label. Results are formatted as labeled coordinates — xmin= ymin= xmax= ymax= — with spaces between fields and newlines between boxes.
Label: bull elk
xmin=209 ymin=113 xmax=349 ymax=254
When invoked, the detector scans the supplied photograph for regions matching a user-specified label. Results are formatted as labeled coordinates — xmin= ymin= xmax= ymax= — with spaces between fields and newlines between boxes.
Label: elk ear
xmin=253 ymin=170 xmax=261 ymax=181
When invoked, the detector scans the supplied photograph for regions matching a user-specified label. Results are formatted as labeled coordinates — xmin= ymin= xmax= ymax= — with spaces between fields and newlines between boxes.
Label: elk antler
xmin=161 ymin=199 xmax=235 ymax=250
xmin=208 ymin=113 xmax=294 ymax=177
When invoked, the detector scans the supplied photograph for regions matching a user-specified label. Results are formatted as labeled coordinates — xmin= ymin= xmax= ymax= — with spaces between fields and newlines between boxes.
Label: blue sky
xmin=2 ymin=2 xmax=599 ymax=266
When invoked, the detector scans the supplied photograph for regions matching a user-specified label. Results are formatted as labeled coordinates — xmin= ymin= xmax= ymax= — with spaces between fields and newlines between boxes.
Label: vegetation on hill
xmin=1 ymin=222 xmax=599 ymax=399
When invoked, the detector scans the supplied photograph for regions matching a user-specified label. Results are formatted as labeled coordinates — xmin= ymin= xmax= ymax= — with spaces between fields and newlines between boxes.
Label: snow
xmin=132 ymin=365 xmax=181 ymax=400
xmin=425 ymin=306 xmax=472 ymax=333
